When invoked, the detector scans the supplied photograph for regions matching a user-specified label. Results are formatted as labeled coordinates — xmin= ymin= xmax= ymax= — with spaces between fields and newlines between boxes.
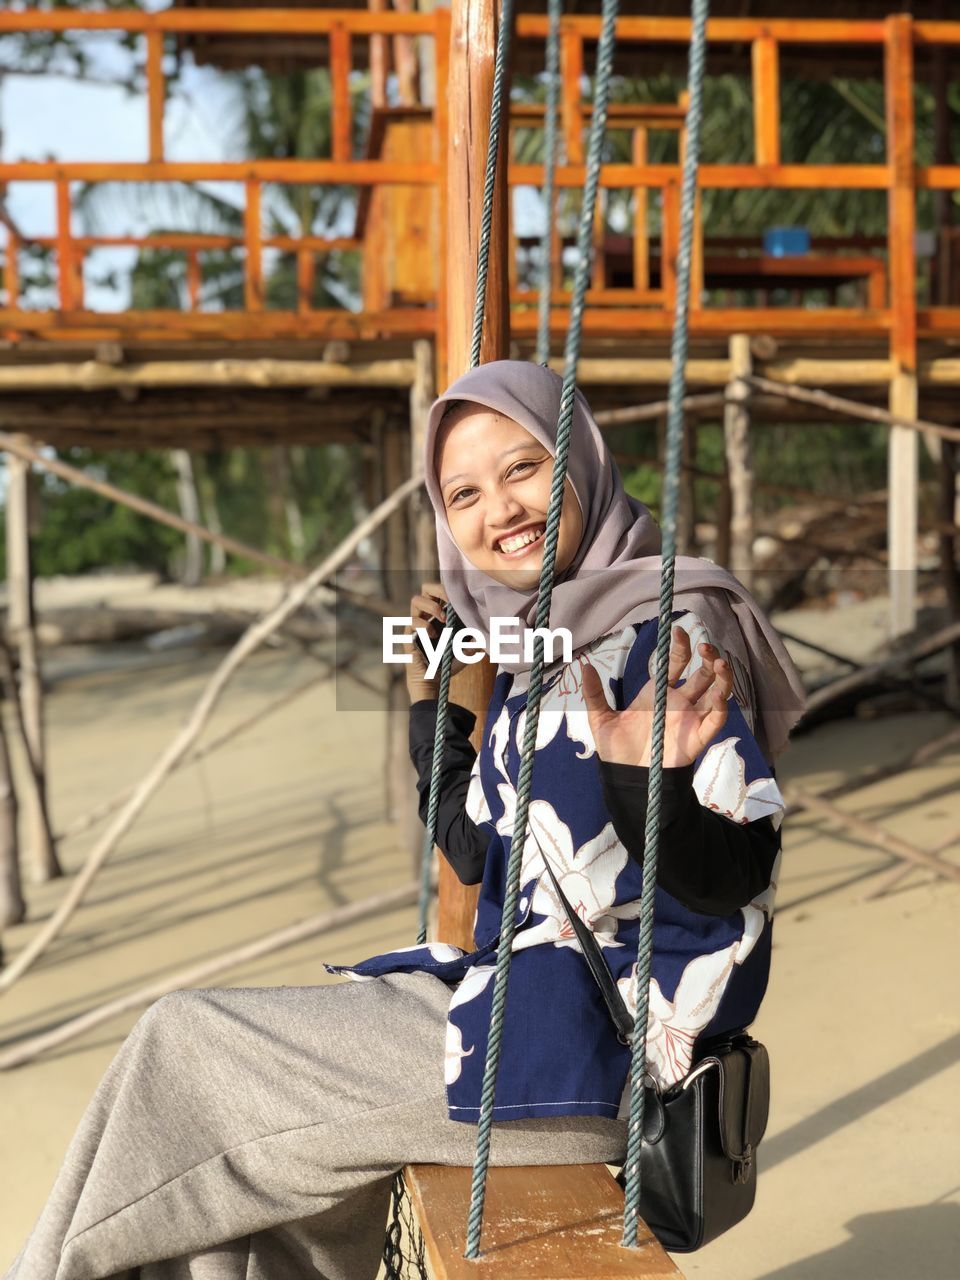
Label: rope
xmin=620 ymin=0 xmax=711 ymax=1248
xmin=535 ymin=0 xmax=563 ymax=366
xmin=465 ymin=0 xmax=623 ymax=1257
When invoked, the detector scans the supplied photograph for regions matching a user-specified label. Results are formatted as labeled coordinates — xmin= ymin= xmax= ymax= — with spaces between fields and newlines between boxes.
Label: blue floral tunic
xmin=327 ymin=612 xmax=785 ymax=1124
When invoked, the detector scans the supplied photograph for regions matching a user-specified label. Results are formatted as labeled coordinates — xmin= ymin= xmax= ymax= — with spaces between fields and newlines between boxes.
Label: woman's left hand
xmin=581 ymin=626 xmax=733 ymax=769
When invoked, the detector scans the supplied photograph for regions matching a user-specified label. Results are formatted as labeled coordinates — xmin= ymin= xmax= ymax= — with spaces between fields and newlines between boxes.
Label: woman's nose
xmin=486 ymin=488 xmax=525 ymax=528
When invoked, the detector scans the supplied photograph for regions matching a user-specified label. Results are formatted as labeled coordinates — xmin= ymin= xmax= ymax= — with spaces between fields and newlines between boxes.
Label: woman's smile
xmin=436 ymin=405 xmax=583 ymax=589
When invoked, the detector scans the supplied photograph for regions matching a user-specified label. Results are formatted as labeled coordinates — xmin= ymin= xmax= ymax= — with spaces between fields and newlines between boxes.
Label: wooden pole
xmin=0 ymin=644 xmax=24 ymax=928
xmin=724 ymin=333 xmax=754 ymax=578
xmin=3 ymin=441 xmax=59 ymax=883
xmin=885 ymin=14 xmax=919 ymax=638
xmin=436 ymin=0 xmax=509 ymax=950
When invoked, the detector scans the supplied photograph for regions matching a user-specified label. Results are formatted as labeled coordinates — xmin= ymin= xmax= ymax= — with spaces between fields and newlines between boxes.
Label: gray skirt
xmin=5 ymin=972 xmax=628 ymax=1280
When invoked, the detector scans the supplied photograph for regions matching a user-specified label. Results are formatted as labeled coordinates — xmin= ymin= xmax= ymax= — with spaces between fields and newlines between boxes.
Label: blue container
xmin=763 ymin=226 xmax=811 ymax=257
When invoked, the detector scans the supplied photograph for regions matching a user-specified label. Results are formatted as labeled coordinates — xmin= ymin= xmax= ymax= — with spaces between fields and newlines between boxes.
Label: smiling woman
xmin=435 ymin=400 xmax=584 ymax=591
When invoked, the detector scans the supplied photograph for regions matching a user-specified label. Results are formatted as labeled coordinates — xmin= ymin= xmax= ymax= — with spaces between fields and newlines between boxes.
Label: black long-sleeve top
xmin=409 ymin=698 xmax=780 ymax=918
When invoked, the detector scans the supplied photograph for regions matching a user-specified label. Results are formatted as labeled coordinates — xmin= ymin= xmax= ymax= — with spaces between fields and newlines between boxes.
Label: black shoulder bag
xmin=538 ymin=845 xmax=771 ymax=1253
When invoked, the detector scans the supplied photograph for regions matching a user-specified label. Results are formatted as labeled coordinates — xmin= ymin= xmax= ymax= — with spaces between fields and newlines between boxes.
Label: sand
xmin=0 ymin=621 xmax=958 ymax=1278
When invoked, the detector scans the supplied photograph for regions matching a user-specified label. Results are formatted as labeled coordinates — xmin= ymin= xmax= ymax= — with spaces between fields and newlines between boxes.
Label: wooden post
xmin=0 ymin=644 xmax=24 ymax=928
xmin=885 ymin=14 xmax=918 ymax=637
xmin=411 ymin=338 xmax=439 ymax=577
xmin=3 ymin=443 xmax=60 ymax=882
xmin=724 ymin=333 xmax=754 ymax=578
xmin=436 ymin=0 xmax=510 ymax=949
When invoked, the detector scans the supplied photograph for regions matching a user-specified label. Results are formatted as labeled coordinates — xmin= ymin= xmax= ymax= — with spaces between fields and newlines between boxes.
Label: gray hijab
xmin=424 ymin=360 xmax=805 ymax=762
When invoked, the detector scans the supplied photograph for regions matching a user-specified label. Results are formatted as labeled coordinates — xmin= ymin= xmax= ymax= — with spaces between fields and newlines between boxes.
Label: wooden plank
xmin=368 ymin=0 xmax=388 ymax=110
xmin=330 ymin=23 xmax=353 ymax=163
xmin=724 ymin=334 xmax=754 ymax=574
xmin=3 ymin=233 xmax=19 ymax=308
xmin=185 ymin=250 xmax=201 ymax=311
xmin=404 ymin=1164 xmax=680 ymax=1279
xmin=0 ymin=358 xmax=417 ymax=391
xmin=751 ymin=34 xmax=780 ymax=167
xmin=146 ymin=31 xmax=165 ymax=163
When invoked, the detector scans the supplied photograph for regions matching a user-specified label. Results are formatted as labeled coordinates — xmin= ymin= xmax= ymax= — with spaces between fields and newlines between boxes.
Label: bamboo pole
xmin=0 ymin=883 xmax=420 ymax=1071
xmin=802 ymin=619 xmax=960 ymax=718
xmin=593 ymin=391 xmax=725 ymax=428
xmin=0 ymin=648 xmax=24 ymax=928
xmin=724 ymin=334 xmax=754 ymax=575
xmin=0 ymin=358 xmax=417 ymax=392
xmin=0 ymin=472 xmax=423 ymax=994
xmin=783 ymin=784 xmax=960 ymax=886
xmin=3 ymin=442 xmax=59 ymax=884
xmin=0 ymin=432 xmax=301 ymax=579
xmin=743 ymin=374 xmax=960 ymax=445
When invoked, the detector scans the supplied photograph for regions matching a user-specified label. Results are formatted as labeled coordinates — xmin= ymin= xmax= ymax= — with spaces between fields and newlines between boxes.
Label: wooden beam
xmin=440 ymin=0 xmax=509 ymax=949
xmin=244 ymin=179 xmax=263 ymax=312
xmin=0 ymin=357 xmax=417 ymax=391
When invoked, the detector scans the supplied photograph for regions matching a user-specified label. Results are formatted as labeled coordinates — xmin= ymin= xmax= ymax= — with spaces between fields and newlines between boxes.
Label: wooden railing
xmin=1 ymin=8 xmax=959 ymax=360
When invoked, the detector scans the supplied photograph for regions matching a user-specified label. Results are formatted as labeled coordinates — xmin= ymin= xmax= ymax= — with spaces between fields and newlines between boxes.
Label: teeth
xmin=499 ymin=526 xmax=545 ymax=554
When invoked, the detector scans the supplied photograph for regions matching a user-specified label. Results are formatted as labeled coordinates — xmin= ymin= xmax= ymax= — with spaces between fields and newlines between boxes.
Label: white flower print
xmin=465 ymin=759 xmax=492 ymax=827
xmin=616 ymin=942 xmax=739 ymax=1087
xmin=492 ymin=794 xmax=630 ymax=953
xmin=694 ymin=736 xmax=785 ymax=830
xmin=737 ymin=848 xmax=781 ymax=964
xmin=512 ymin=626 xmax=638 ymax=762
xmin=446 ymin=964 xmax=496 ymax=1084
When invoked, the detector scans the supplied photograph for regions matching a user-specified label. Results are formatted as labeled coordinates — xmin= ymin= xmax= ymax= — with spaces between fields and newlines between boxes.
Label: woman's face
xmin=436 ymin=405 xmax=584 ymax=590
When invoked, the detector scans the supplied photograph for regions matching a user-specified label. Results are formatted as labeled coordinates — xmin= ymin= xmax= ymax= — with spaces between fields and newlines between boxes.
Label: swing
xmin=394 ymin=0 xmax=711 ymax=1272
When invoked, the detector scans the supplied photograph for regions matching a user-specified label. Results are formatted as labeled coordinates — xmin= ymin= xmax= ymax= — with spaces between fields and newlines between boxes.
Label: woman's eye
xmin=509 ymin=461 xmax=537 ymax=477
xmin=450 ymin=487 xmax=476 ymax=504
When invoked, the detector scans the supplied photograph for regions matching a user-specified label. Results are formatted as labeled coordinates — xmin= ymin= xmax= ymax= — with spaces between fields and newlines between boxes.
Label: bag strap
xmin=533 ymin=833 xmax=636 ymax=1043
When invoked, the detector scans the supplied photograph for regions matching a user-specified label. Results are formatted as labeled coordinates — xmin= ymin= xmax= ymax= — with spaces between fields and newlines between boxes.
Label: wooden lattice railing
xmin=0 ymin=8 xmax=959 ymax=362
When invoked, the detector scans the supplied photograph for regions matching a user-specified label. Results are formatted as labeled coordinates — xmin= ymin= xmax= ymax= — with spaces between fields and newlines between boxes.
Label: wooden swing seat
xmin=403 ymin=1162 xmax=681 ymax=1279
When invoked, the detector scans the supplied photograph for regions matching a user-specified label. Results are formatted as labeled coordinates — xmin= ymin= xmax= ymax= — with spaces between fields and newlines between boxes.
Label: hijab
xmin=423 ymin=360 xmax=806 ymax=762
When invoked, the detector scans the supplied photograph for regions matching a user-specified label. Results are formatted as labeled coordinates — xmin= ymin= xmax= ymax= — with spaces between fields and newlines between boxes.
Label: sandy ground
xmin=0 ymin=616 xmax=958 ymax=1279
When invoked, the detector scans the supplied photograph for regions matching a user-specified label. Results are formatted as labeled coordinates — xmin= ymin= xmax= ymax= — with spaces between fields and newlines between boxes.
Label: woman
xmin=4 ymin=360 xmax=803 ymax=1280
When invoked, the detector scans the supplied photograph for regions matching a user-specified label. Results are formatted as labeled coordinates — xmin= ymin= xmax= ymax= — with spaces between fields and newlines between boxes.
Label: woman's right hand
xmin=403 ymin=582 xmax=466 ymax=702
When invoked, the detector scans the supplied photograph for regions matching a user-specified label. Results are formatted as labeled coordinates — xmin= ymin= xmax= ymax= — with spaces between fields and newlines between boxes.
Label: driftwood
xmin=783 ymin=785 xmax=960 ymax=886
xmin=0 ymin=882 xmax=419 ymax=1070
xmin=0 ymin=472 xmax=423 ymax=995
xmin=803 ymin=620 xmax=960 ymax=718
xmin=744 ymin=374 xmax=960 ymax=445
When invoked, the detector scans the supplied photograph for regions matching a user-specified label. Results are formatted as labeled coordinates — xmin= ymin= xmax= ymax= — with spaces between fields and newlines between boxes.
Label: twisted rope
xmin=620 ymin=0 xmax=711 ymax=1248
xmin=465 ymin=0 xmax=623 ymax=1257
xmin=535 ymin=0 xmax=563 ymax=367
